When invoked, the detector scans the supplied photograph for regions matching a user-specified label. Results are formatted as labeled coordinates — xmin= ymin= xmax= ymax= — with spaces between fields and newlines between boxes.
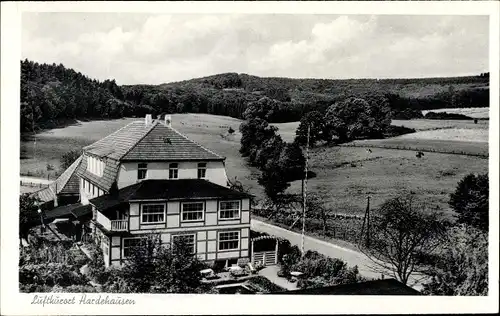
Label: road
xmin=251 ymin=219 xmax=426 ymax=290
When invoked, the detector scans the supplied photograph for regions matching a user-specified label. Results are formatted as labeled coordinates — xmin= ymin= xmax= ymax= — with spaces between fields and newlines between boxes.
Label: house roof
xmin=272 ymin=279 xmax=421 ymax=295
xmin=78 ymin=119 xmax=224 ymax=191
xmin=32 ymin=156 xmax=83 ymax=203
xmin=89 ymin=179 xmax=252 ymax=213
xmin=83 ymin=120 xmax=224 ymax=161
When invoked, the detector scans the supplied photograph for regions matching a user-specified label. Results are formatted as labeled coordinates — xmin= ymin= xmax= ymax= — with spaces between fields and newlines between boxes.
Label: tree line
xmin=21 ymin=60 xmax=489 ymax=134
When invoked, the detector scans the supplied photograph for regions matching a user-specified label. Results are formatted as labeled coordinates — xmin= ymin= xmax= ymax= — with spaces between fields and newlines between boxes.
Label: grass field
xmin=21 ymin=113 xmax=488 ymax=218
xmin=286 ymin=146 xmax=487 ymax=218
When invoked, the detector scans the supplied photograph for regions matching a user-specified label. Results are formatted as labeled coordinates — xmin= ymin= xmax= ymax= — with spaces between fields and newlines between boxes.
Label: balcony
xmin=95 ymin=210 xmax=128 ymax=232
xmin=111 ymin=219 xmax=128 ymax=231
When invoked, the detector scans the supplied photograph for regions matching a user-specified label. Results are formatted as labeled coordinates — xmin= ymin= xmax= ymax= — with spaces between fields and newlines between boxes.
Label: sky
xmin=21 ymin=13 xmax=489 ymax=85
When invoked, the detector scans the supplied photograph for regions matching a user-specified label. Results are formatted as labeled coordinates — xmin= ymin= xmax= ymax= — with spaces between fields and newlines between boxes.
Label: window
xmin=138 ymin=163 xmax=147 ymax=180
xmin=82 ymin=179 xmax=85 ymax=189
xmin=181 ymin=202 xmax=204 ymax=222
xmin=197 ymin=163 xmax=207 ymax=179
xmin=141 ymin=204 xmax=166 ymax=224
xmin=218 ymin=231 xmax=240 ymax=251
xmin=169 ymin=163 xmax=178 ymax=179
xmin=123 ymin=238 xmax=146 ymax=258
xmin=92 ymin=185 xmax=96 ymax=196
xmin=101 ymin=236 xmax=109 ymax=255
xmin=219 ymin=201 xmax=241 ymax=220
xmin=172 ymin=234 xmax=196 ymax=254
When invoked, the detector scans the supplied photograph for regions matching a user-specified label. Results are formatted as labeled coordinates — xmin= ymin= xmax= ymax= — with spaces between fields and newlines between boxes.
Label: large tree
xmin=60 ymin=149 xmax=81 ymax=170
xmin=294 ymin=110 xmax=327 ymax=146
xmin=422 ymin=225 xmax=488 ymax=296
xmin=254 ymin=135 xmax=285 ymax=169
xmin=277 ymin=141 xmax=306 ymax=181
xmin=449 ymin=173 xmax=489 ymax=231
xmin=359 ymin=195 xmax=447 ymax=285
xmin=239 ymin=117 xmax=279 ymax=159
xmin=242 ymin=96 xmax=282 ymax=121
xmin=324 ymin=96 xmax=392 ymax=142
xmin=19 ymin=194 xmax=40 ymax=242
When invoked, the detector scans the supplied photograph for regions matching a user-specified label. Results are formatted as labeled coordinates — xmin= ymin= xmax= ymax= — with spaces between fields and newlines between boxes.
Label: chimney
xmin=53 ymin=183 xmax=58 ymax=207
xmin=145 ymin=114 xmax=152 ymax=126
xmin=165 ymin=115 xmax=172 ymax=127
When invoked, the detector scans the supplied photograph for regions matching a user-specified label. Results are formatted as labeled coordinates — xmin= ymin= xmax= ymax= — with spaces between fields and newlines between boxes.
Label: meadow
xmin=20 ymin=113 xmax=488 ymax=218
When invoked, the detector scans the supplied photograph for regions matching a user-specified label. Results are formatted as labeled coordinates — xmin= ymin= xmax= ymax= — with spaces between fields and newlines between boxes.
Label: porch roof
xmin=89 ymin=179 xmax=252 ymax=212
xmin=42 ymin=203 xmax=92 ymax=221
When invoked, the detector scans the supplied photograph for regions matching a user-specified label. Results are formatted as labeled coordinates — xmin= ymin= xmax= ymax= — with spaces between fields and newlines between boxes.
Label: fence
xmin=251 ymin=209 xmax=364 ymax=244
xmin=20 ymin=181 xmax=49 ymax=188
xmin=252 ymin=251 xmax=277 ymax=266
xmin=340 ymin=142 xmax=488 ymax=158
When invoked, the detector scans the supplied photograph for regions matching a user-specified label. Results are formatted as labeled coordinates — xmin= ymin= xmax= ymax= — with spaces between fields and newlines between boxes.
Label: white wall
xmin=116 ymin=161 xmax=228 ymax=188
xmin=79 ymin=177 xmax=105 ymax=205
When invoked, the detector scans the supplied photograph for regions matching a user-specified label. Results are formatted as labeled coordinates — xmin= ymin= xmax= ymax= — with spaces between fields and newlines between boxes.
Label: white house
xmin=75 ymin=115 xmax=252 ymax=267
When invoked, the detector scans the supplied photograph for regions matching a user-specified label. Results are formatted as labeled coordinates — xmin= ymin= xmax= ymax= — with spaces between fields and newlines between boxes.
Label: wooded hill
xmin=21 ymin=59 xmax=489 ymax=133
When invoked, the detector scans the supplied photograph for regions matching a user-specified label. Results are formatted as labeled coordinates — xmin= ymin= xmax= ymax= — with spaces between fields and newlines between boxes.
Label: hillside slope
xmin=21 ymin=59 xmax=489 ymax=132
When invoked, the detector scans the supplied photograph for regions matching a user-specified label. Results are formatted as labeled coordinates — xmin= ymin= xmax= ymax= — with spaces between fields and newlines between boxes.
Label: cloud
xmin=21 ymin=14 xmax=489 ymax=84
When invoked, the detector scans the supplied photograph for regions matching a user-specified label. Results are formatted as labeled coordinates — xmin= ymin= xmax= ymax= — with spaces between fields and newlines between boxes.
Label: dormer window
xmin=138 ymin=163 xmax=148 ymax=180
xmin=87 ymin=156 xmax=104 ymax=177
xmin=197 ymin=162 xmax=207 ymax=179
xmin=169 ymin=163 xmax=178 ymax=179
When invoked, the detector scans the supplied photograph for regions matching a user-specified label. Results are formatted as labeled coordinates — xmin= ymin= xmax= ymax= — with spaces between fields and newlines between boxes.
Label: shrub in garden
xmin=19 ymin=263 xmax=89 ymax=292
xmin=290 ymin=251 xmax=364 ymax=289
xmin=86 ymin=243 xmax=107 ymax=283
xmin=52 ymin=285 xmax=98 ymax=293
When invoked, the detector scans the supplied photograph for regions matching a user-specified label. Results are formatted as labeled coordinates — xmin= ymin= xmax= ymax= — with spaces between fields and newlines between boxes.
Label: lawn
xmin=20 ymin=114 xmax=488 ymax=219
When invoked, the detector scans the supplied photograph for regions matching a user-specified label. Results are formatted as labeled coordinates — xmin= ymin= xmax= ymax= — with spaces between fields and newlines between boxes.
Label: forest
xmin=20 ymin=59 xmax=489 ymax=133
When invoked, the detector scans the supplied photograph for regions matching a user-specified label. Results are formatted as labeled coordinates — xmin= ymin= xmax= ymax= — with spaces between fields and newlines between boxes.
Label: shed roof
xmin=32 ymin=156 xmax=82 ymax=203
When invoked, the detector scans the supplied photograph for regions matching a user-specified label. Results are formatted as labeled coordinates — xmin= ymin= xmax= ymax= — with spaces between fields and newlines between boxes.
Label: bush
xmin=247 ymin=276 xmax=286 ymax=293
xmin=101 ymin=267 xmax=133 ymax=293
xmin=19 ymin=263 xmax=88 ymax=292
xmin=288 ymin=251 xmax=364 ymax=289
xmin=53 ymin=285 xmax=98 ymax=293
xmin=86 ymin=243 xmax=106 ymax=283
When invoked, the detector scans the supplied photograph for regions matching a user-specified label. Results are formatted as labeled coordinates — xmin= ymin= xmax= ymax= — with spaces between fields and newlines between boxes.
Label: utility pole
xmin=301 ymin=124 xmax=311 ymax=257
xmin=366 ymin=196 xmax=370 ymax=248
xmin=32 ymin=103 xmax=37 ymax=160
